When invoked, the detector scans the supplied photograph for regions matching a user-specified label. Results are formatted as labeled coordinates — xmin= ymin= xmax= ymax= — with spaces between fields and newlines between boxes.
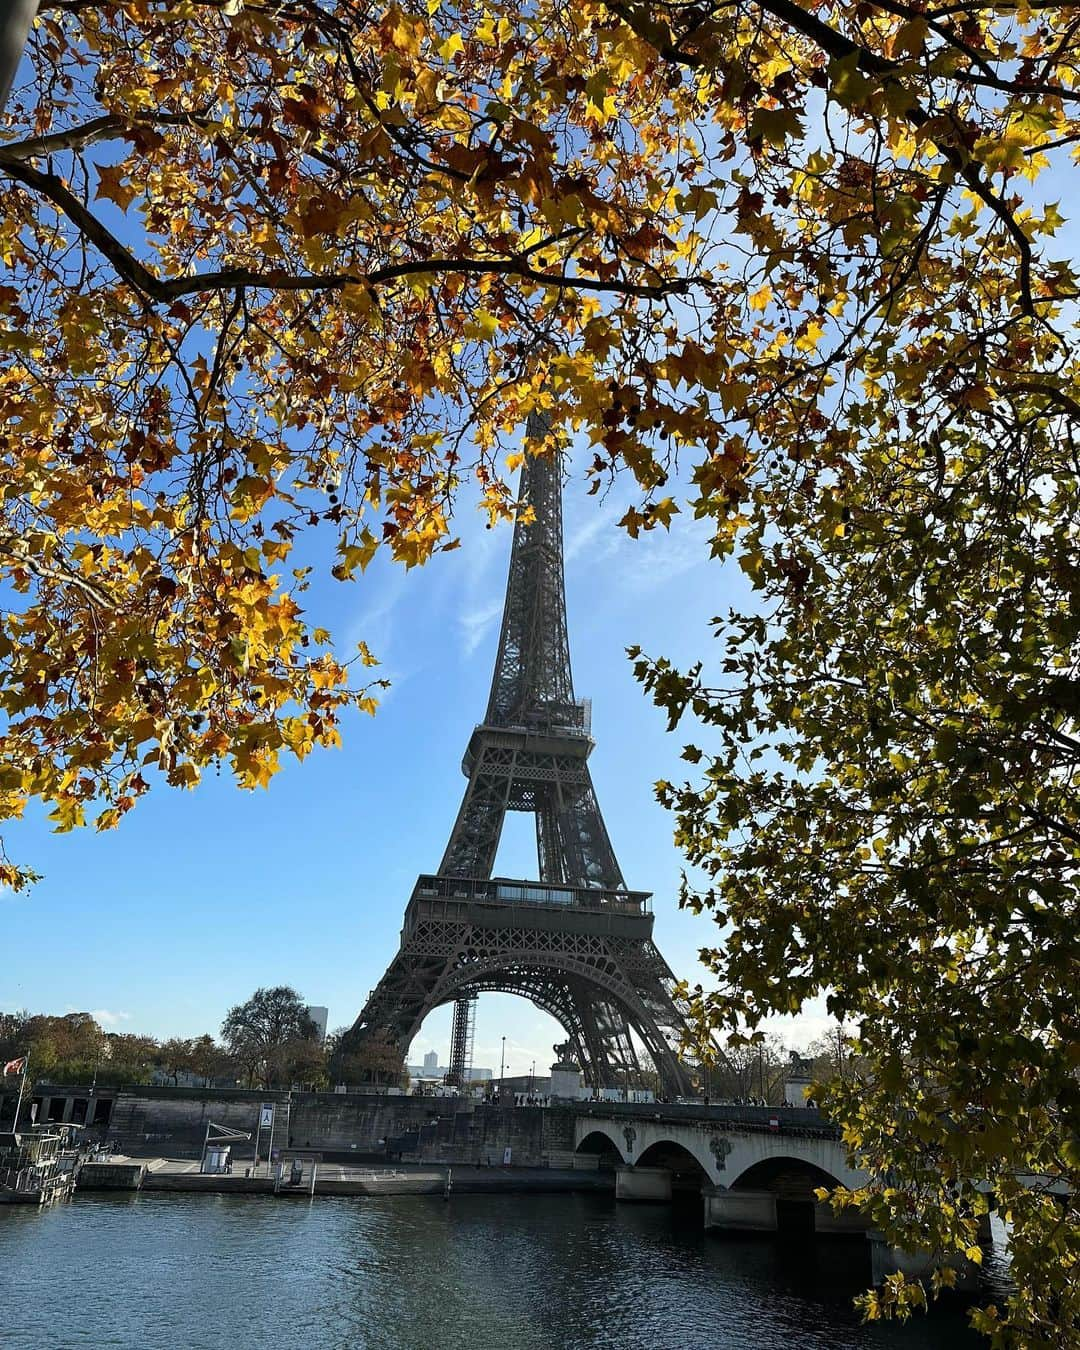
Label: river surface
xmin=0 ymin=1191 xmax=991 ymax=1349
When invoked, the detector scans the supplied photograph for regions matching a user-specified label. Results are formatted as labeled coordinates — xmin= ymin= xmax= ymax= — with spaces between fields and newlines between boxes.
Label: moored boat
xmin=0 ymin=1125 xmax=78 ymax=1205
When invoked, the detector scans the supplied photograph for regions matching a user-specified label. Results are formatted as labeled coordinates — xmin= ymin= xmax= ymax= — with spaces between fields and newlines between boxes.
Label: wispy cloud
xmin=564 ymin=511 xmax=614 ymax=565
xmin=451 ymin=501 xmax=507 ymax=660
xmin=87 ymin=1008 xmax=131 ymax=1028
xmin=615 ymin=527 xmax=711 ymax=594
xmin=459 ymin=598 xmax=503 ymax=657
xmin=339 ymin=569 xmax=408 ymax=667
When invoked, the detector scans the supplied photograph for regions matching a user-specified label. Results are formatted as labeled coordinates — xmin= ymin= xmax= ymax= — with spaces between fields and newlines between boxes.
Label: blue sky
xmin=1 ymin=437 xmax=833 ymax=1077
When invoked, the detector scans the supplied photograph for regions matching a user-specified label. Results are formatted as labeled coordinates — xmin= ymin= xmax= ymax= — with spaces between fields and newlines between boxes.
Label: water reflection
xmin=0 ymin=1192 xmax=984 ymax=1349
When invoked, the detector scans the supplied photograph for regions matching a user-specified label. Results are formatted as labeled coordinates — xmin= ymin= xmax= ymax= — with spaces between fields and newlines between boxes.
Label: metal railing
xmin=411 ymin=874 xmax=651 ymax=915
xmin=572 ymin=1100 xmax=840 ymax=1139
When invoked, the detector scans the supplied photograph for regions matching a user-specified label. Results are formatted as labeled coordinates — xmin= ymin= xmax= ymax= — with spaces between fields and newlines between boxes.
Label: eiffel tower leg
xmin=566 ymin=985 xmax=615 ymax=1089
xmin=536 ymin=804 xmax=566 ymax=885
xmin=570 ymin=962 xmax=694 ymax=1099
xmin=439 ymin=749 xmax=514 ymax=879
xmin=553 ymin=772 xmax=624 ymax=890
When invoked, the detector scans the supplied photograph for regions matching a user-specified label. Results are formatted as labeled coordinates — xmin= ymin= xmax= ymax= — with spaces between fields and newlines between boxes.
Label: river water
xmin=0 ymin=1192 xmax=988 ymax=1349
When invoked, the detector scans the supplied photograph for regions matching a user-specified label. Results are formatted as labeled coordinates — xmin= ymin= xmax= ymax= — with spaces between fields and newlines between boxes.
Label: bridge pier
xmin=703 ymin=1186 xmax=778 ymax=1232
xmin=869 ymin=1230 xmax=985 ymax=1293
xmin=813 ymin=1201 xmax=872 ymax=1235
xmin=615 ymin=1165 xmax=672 ymax=1202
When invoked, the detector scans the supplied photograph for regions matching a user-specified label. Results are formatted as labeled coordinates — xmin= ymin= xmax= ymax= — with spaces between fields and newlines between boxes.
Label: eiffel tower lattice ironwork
xmin=343 ymin=417 xmax=696 ymax=1096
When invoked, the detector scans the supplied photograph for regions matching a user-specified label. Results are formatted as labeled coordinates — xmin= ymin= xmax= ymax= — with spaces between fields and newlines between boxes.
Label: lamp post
xmin=499 ymin=1036 xmax=506 ymax=1098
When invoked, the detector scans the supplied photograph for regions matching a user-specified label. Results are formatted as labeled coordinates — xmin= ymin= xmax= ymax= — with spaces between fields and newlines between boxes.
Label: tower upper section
xmin=483 ymin=414 xmax=585 ymax=737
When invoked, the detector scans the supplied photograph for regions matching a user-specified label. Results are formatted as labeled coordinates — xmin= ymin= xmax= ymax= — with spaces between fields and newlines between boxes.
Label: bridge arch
xmin=636 ymin=1139 xmax=712 ymax=1197
xmin=576 ymin=1129 xmax=626 ymax=1166
xmin=729 ymin=1155 xmax=843 ymax=1195
xmin=573 ymin=1112 xmax=867 ymax=1193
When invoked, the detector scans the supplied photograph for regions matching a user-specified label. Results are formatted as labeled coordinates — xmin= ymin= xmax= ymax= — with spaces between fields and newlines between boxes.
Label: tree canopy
xmin=636 ymin=386 xmax=1080 ymax=1337
xmin=220 ymin=984 xmax=320 ymax=1086
xmin=3 ymin=0 xmax=1080 ymax=1339
xmin=0 ymin=1009 xmax=221 ymax=1086
xmin=1 ymin=0 xmax=1076 ymax=892
xmin=327 ymin=1024 xmax=406 ymax=1087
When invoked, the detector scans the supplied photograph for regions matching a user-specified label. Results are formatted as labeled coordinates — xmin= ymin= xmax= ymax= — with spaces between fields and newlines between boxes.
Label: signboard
xmin=502 ymin=1146 xmax=512 ymax=1166
xmin=260 ymin=1104 xmax=275 ymax=1129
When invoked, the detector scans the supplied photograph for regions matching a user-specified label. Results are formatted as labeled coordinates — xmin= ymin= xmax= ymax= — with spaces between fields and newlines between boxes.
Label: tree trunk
xmin=0 ymin=0 xmax=38 ymax=113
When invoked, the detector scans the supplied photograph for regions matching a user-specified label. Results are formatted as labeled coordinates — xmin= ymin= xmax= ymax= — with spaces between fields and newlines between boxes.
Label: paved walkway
xmin=87 ymin=1155 xmax=614 ymax=1198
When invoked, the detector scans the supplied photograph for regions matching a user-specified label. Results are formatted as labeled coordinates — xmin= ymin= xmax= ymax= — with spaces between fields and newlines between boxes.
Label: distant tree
xmin=221 ymin=987 xmax=317 ymax=1089
xmin=156 ymin=1037 xmax=194 ymax=1086
xmin=187 ymin=1034 xmax=232 ymax=1088
xmin=21 ymin=1012 xmax=108 ymax=1084
xmin=801 ymin=1028 xmax=870 ymax=1089
xmin=284 ymin=1036 xmax=328 ymax=1090
xmin=329 ymin=1028 xmax=404 ymax=1089
xmin=708 ymin=1034 xmax=789 ymax=1104
xmin=0 ymin=1010 xmax=29 ymax=1063
xmin=105 ymin=1032 xmax=159 ymax=1085
xmin=0 ymin=1010 xmax=107 ymax=1083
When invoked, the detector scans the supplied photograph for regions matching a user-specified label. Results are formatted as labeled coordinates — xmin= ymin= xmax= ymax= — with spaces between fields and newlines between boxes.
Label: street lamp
xmin=499 ymin=1036 xmax=506 ymax=1100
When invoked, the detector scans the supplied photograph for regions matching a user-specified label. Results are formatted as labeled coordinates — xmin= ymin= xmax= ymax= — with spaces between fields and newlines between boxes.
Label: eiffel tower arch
xmin=341 ymin=417 xmax=697 ymax=1097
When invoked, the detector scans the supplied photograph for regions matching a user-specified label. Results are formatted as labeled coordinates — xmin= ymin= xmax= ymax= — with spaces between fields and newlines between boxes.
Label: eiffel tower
xmin=342 ymin=417 xmax=696 ymax=1097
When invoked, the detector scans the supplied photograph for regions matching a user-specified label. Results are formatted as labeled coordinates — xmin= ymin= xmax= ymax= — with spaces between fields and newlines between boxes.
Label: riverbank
xmin=78 ymin=1156 xmax=614 ymax=1199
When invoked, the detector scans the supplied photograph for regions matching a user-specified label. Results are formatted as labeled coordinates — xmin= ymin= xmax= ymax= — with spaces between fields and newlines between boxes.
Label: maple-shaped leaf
xmin=95 ymin=163 xmax=139 ymax=210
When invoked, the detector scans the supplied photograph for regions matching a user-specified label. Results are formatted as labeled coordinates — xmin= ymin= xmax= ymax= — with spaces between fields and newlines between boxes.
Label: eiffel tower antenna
xmin=342 ymin=416 xmax=696 ymax=1096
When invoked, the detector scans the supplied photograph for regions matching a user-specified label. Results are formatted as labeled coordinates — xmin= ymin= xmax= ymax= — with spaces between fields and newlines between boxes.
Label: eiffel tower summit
xmin=342 ymin=416 xmax=697 ymax=1097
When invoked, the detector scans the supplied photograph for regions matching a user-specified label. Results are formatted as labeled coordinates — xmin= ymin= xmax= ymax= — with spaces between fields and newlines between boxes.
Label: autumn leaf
xmin=95 ymin=163 xmax=139 ymax=210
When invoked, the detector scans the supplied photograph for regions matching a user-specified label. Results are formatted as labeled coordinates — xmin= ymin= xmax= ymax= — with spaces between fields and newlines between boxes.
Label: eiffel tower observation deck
xmin=341 ymin=416 xmax=696 ymax=1097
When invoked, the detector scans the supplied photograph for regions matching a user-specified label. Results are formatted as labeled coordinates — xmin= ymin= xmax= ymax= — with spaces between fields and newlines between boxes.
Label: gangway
xmin=199 ymin=1122 xmax=251 ymax=1175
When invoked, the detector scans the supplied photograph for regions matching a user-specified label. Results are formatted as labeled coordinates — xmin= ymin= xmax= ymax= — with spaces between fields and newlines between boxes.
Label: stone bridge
xmin=571 ymin=1102 xmax=869 ymax=1237
xmin=570 ymin=1102 xmax=1002 ymax=1286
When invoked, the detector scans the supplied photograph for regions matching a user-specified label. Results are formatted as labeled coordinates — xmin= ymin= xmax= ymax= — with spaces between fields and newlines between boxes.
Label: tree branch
xmin=3 ymin=159 xmax=691 ymax=303
xmin=1007 ymin=382 xmax=1080 ymax=421
xmin=606 ymin=0 xmax=1039 ymax=314
xmin=0 ymin=536 xmax=114 ymax=609
xmin=0 ymin=115 xmax=123 ymax=162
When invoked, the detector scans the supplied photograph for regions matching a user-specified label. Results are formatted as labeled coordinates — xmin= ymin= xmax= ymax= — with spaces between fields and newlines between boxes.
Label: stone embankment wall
xmin=28 ymin=1085 xmax=580 ymax=1165
xmin=108 ymin=1086 xmax=292 ymax=1157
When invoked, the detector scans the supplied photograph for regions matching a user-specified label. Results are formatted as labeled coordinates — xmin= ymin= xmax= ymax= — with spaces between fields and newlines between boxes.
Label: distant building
xmin=406 ymin=1061 xmax=493 ymax=1083
xmin=305 ymin=1006 xmax=329 ymax=1043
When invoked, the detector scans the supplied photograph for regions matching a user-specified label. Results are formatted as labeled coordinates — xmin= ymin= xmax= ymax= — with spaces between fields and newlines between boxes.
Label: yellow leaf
xmin=749 ymin=285 xmax=773 ymax=313
xmin=795 ymin=317 xmax=826 ymax=353
xmin=439 ymin=31 xmax=464 ymax=61
xmin=95 ymin=163 xmax=139 ymax=210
